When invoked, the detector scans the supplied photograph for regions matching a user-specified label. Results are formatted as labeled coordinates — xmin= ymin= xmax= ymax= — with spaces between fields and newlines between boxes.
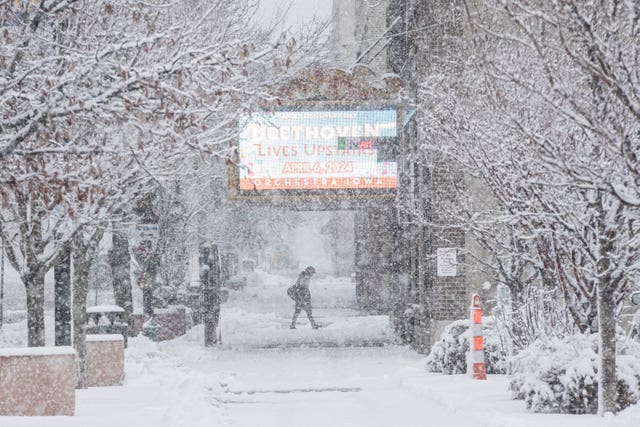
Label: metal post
xmin=54 ymin=248 xmax=72 ymax=346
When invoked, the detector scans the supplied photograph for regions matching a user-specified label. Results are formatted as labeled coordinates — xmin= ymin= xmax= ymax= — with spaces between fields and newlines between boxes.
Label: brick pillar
xmin=386 ymin=0 xmax=469 ymax=351
xmin=354 ymin=203 xmax=398 ymax=313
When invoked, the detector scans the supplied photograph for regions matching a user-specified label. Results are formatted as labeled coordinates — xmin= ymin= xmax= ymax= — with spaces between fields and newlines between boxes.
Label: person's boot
xmin=290 ymin=323 xmax=296 ymax=329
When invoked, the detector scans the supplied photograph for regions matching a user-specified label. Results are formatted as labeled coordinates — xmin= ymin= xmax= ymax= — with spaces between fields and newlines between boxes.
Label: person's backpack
xmin=287 ymin=284 xmax=300 ymax=300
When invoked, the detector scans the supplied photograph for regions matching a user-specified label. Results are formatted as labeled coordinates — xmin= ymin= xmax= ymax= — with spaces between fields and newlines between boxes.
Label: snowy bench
xmin=87 ymin=334 xmax=125 ymax=387
xmin=86 ymin=305 xmax=129 ymax=347
xmin=0 ymin=346 xmax=76 ymax=416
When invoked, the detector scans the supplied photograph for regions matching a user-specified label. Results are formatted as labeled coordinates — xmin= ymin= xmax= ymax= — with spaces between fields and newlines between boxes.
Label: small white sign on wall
xmin=437 ymin=248 xmax=457 ymax=277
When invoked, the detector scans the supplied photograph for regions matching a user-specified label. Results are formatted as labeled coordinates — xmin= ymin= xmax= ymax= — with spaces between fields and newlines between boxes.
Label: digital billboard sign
xmin=236 ymin=108 xmax=399 ymax=194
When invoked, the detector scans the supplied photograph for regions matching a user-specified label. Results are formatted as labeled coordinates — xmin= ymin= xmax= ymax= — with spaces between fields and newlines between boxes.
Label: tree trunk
xmin=73 ymin=252 xmax=90 ymax=388
xmin=73 ymin=242 xmax=98 ymax=389
xmin=111 ymin=229 xmax=133 ymax=332
xmin=596 ymin=198 xmax=618 ymax=416
xmin=203 ymin=244 xmax=221 ymax=346
xmin=506 ymin=279 xmax=530 ymax=349
xmin=1 ymin=244 xmax=4 ymax=329
xmin=25 ymin=273 xmax=46 ymax=347
xmin=54 ymin=249 xmax=72 ymax=346
xmin=597 ymin=284 xmax=617 ymax=415
xmin=200 ymin=245 xmax=212 ymax=346
xmin=1 ymin=243 xmax=4 ymax=329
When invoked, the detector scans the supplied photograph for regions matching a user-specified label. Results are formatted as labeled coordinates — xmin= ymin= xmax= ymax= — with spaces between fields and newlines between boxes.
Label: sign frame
xmin=228 ymin=101 xmax=404 ymax=201
xmin=436 ymin=247 xmax=458 ymax=277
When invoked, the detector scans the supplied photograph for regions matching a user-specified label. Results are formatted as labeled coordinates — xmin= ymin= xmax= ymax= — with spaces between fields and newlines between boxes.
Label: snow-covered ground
xmin=1 ymin=269 xmax=639 ymax=426
xmin=219 ymin=271 xmax=396 ymax=349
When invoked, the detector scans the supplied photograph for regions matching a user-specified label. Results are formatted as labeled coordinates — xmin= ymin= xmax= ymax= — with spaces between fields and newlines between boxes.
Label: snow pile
xmin=425 ymin=317 xmax=508 ymax=375
xmin=509 ymin=333 xmax=640 ymax=414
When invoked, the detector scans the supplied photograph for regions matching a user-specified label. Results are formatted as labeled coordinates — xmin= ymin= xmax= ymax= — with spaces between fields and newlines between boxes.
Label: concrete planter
xmin=86 ymin=334 xmax=125 ymax=387
xmin=0 ymin=346 xmax=76 ymax=416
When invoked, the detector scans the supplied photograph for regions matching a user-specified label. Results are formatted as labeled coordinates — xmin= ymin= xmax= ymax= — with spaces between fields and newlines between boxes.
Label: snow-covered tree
xmin=0 ymin=0 xmax=323 ymax=354
xmin=415 ymin=0 xmax=640 ymax=415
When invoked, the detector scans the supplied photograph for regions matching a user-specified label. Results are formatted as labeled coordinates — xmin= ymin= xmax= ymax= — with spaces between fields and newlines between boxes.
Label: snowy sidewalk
xmin=5 ymin=331 xmax=638 ymax=427
xmin=2 ymin=270 xmax=640 ymax=426
xmin=217 ymin=271 xmax=398 ymax=349
xmin=160 ymin=329 xmax=640 ymax=427
xmin=219 ymin=306 xmax=396 ymax=349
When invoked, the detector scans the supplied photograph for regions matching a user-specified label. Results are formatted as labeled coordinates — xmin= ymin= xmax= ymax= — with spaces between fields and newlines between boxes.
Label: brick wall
xmin=385 ymin=0 xmax=471 ymax=351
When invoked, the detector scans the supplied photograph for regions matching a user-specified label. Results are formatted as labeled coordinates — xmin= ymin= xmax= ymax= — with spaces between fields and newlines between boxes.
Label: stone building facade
xmin=332 ymin=0 xmax=390 ymax=73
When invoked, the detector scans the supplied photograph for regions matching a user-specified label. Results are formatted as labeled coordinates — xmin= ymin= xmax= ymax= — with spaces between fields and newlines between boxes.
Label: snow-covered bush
xmin=425 ymin=317 xmax=509 ymax=375
xmin=425 ymin=320 xmax=468 ymax=374
xmin=398 ymin=304 xmax=427 ymax=344
xmin=509 ymin=334 xmax=640 ymax=414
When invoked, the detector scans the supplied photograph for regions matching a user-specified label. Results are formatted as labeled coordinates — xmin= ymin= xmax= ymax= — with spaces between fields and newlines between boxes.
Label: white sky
xmin=258 ymin=0 xmax=333 ymax=30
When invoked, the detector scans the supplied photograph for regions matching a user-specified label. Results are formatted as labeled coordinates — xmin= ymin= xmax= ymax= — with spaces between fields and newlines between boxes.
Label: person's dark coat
xmin=287 ymin=271 xmax=312 ymax=304
xmin=288 ymin=267 xmax=318 ymax=329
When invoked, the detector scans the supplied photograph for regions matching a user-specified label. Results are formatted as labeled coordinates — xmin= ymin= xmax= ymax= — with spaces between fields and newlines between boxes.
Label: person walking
xmin=287 ymin=266 xmax=319 ymax=329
